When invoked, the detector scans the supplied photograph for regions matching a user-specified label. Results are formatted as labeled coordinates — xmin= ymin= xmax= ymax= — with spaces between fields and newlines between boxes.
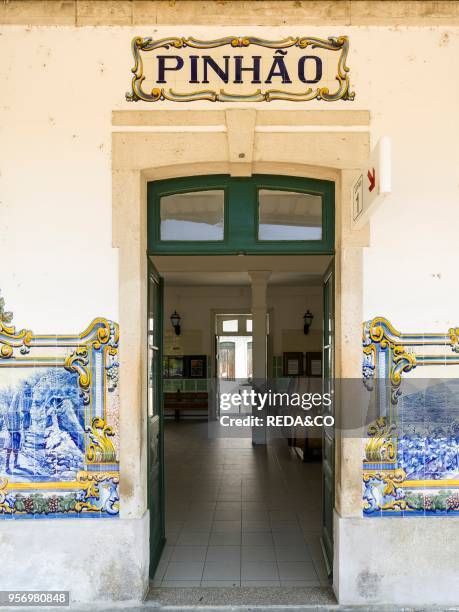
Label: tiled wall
xmin=163 ymin=378 xmax=209 ymax=392
xmin=0 ymin=319 xmax=119 ymax=519
xmin=272 ymin=355 xmax=283 ymax=378
xmin=362 ymin=317 xmax=459 ymax=516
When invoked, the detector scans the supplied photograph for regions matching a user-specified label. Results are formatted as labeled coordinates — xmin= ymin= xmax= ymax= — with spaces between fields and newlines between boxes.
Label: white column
xmin=249 ymin=270 xmax=271 ymax=444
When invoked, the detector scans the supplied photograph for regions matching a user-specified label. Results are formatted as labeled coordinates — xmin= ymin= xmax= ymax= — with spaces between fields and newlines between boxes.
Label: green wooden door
xmin=147 ymin=260 xmax=165 ymax=578
xmin=321 ymin=263 xmax=335 ymax=575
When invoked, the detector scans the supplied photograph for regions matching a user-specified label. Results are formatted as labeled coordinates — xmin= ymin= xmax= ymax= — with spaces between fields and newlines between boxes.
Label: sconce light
xmin=303 ymin=310 xmax=314 ymax=335
xmin=170 ymin=310 xmax=181 ymax=336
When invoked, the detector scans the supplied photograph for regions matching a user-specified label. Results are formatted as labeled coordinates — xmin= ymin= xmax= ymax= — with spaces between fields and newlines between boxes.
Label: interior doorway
xmin=215 ymin=313 xmax=254 ymax=424
xmin=146 ymin=174 xmax=335 ymax=597
xmin=148 ymin=260 xmax=333 ymax=589
xmin=216 ymin=313 xmax=253 ymax=382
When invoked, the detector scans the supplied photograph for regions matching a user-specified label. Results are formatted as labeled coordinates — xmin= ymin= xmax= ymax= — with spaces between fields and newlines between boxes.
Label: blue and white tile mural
xmin=0 ymin=319 xmax=119 ymax=518
xmin=362 ymin=318 xmax=459 ymax=516
xmin=0 ymin=368 xmax=85 ymax=481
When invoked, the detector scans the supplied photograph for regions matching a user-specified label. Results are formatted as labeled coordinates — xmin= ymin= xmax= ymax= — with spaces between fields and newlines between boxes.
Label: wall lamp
xmin=170 ymin=310 xmax=181 ymax=336
xmin=303 ymin=310 xmax=314 ymax=335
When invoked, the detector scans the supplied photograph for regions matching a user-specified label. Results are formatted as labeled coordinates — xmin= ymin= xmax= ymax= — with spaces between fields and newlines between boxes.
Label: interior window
xmin=160 ymin=190 xmax=224 ymax=241
xmin=222 ymin=319 xmax=238 ymax=333
xmin=258 ymin=189 xmax=322 ymax=241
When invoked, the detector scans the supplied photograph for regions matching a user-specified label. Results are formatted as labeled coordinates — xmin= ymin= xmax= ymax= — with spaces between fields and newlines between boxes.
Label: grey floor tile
xmin=169 ymin=545 xmax=208 ymax=563
xmin=241 ymin=579 xmax=281 ymax=586
xmin=181 ymin=520 xmax=213 ymax=532
xmin=163 ymin=562 xmax=205 ymax=581
xmin=202 ymin=562 xmax=241 ymax=581
xmin=241 ymin=561 xmax=279 ymax=581
xmin=164 ymin=531 xmax=179 ymax=545
xmin=189 ymin=501 xmax=216 ymax=511
xmin=212 ymin=520 xmax=241 ymax=533
xmin=163 ymin=421 xmax=328 ymax=592
xmin=273 ymin=532 xmax=306 ymax=547
xmin=269 ymin=509 xmax=298 ymax=521
xmin=277 ymin=561 xmax=318 ymax=581
xmin=275 ymin=545 xmax=312 ymax=562
xmin=242 ymin=509 xmax=270 ymax=521
xmin=214 ymin=508 xmax=242 ymax=521
xmin=281 ymin=579 xmax=322 ymax=587
xmin=176 ymin=531 xmax=210 ymax=546
xmin=165 ymin=520 xmax=183 ymax=535
xmin=161 ymin=580 xmax=202 ymax=587
xmin=151 ymin=559 xmax=168 ymax=586
xmin=242 ymin=532 xmax=274 ymax=546
xmin=242 ymin=545 xmax=276 ymax=562
xmin=242 ymin=519 xmax=271 ymax=532
xmin=209 ymin=532 xmax=241 ymax=545
xmin=201 ymin=580 xmax=240 ymax=587
xmin=205 ymin=545 xmax=241 ymax=563
xmin=270 ymin=520 xmax=302 ymax=533
xmin=242 ymin=501 xmax=267 ymax=511
xmin=215 ymin=501 xmax=241 ymax=512
xmin=186 ymin=510 xmax=215 ymax=521
xmin=217 ymin=491 xmax=242 ymax=500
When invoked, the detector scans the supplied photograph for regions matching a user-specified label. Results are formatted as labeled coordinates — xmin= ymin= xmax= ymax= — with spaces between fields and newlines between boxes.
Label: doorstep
xmin=147 ymin=585 xmax=336 ymax=607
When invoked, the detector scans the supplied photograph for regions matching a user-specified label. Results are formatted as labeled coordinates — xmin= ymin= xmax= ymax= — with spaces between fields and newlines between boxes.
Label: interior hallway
xmin=152 ymin=421 xmax=330 ymax=588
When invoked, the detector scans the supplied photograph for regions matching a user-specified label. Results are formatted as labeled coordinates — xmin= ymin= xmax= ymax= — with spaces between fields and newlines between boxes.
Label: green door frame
xmin=147 ymin=174 xmax=336 ymax=580
xmin=148 ymin=174 xmax=334 ymax=256
xmin=147 ymin=260 xmax=165 ymax=578
xmin=321 ymin=262 xmax=335 ymax=575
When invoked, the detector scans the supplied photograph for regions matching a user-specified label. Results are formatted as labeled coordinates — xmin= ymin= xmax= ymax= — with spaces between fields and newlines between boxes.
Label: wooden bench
xmin=164 ymin=391 xmax=208 ymax=420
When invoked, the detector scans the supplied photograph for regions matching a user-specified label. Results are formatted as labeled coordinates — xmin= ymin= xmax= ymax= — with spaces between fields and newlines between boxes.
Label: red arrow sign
xmin=367 ymin=167 xmax=376 ymax=192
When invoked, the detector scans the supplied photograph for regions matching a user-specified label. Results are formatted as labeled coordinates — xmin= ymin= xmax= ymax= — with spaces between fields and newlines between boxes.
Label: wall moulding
xmin=112 ymin=109 xmax=371 ymax=128
xmin=2 ymin=1 xmax=459 ymax=27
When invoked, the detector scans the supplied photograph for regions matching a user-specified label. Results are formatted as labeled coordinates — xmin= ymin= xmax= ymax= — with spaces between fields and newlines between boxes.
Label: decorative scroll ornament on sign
xmin=126 ymin=36 xmax=355 ymax=103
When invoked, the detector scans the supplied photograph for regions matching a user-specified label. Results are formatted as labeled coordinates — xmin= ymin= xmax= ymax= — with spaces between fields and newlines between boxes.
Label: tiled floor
xmin=153 ymin=420 xmax=330 ymax=588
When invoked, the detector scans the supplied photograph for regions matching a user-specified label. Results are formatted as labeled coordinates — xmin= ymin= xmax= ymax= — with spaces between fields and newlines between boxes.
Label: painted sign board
xmin=352 ymin=137 xmax=391 ymax=230
xmin=126 ymin=35 xmax=355 ymax=103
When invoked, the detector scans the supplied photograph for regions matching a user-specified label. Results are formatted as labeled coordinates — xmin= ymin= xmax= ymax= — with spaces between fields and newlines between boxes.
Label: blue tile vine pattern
xmin=0 ymin=318 xmax=119 ymax=518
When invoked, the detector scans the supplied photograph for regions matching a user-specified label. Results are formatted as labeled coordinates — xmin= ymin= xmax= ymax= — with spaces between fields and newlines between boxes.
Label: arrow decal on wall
xmin=367 ymin=167 xmax=376 ymax=192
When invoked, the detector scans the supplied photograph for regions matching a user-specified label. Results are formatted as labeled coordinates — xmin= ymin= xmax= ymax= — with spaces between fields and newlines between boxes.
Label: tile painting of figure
xmin=0 ymin=318 xmax=120 ymax=518
xmin=0 ymin=369 xmax=85 ymax=482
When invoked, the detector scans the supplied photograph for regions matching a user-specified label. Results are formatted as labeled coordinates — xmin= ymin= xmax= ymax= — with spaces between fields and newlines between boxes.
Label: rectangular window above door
xmin=160 ymin=190 xmax=224 ymax=241
xmin=258 ymin=189 xmax=322 ymax=241
xmin=148 ymin=174 xmax=334 ymax=255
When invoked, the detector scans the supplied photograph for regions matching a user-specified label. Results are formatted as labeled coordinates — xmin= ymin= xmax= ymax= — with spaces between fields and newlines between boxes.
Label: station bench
xmin=164 ymin=391 xmax=208 ymax=420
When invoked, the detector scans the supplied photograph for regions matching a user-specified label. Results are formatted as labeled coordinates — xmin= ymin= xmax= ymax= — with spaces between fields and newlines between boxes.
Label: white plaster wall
xmin=163 ymin=284 xmax=323 ymax=355
xmin=1 ymin=25 xmax=459 ymax=335
xmin=2 ymin=23 xmax=459 ymax=606
xmin=335 ymin=513 xmax=459 ymax=606
xmin=0 ymin=514 xmax=149 ymax=603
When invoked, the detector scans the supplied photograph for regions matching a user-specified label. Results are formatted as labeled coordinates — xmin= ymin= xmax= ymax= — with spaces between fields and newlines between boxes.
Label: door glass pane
xmin=160 ymin=190 xmax=224 ymax=241
xmin=222 ymin=319 xmax=238 ymax=333
xmin=258 ymin=189 xmax=322 ymax=240
xmin=218 ymin=342 xmax=235 ymax=379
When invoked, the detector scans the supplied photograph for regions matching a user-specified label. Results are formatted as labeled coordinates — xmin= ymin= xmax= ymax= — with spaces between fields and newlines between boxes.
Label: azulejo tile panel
xmin=0 ymin=318 xmax=119 ymax=519
xmin=362 ymin=317 xmax=459 ymax=517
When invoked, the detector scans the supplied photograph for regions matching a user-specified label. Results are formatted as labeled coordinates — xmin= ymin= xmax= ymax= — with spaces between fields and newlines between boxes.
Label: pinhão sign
xmin=126 ymin=36 xmax=355 ymax=103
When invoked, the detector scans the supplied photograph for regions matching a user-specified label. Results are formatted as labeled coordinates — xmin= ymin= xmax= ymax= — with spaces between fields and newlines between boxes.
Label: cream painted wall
xmin=1 ymin=25 xmax=459 ymax=335
xmin=163 ymin=284 xmax=323 ymax=357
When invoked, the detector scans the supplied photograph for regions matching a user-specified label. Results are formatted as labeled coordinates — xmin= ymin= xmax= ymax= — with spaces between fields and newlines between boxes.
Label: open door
xmin=147 ymin=259 xmax=165 ymax=578
xmin=321 ymin=262 xmax=334 ymax=575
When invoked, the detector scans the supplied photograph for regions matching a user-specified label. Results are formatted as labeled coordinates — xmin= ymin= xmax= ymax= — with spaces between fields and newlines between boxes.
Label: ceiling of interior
xmin=151 ymin=254 xmax=332 ymax=287
xmin=162 ymin=271 xmax=324 ymax=286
